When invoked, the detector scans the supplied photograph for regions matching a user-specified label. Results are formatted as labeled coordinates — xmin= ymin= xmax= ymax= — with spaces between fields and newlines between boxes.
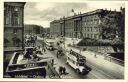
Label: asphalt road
xmin=37 ymin=38 xmax=124 ymax=79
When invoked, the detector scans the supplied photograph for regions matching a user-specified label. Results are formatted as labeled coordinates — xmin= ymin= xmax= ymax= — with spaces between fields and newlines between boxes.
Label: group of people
xmin=24 ymin=34 xmax=37 ymax=47
xmin=56 ymin=49 xmax=64 ymax=58
xmin=23 ymin=45 xmax=47 ymax=61
xmin=58 ymin=66 xmax=67 ymax=75
xmin=36 ymin=46 xmax=46 ymax=55
xmin=23 ymin=47 xmax=40 ymax=61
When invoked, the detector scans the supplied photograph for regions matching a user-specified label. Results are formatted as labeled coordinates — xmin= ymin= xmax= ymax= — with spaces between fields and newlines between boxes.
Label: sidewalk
xmin=63 ymin=37 xmax=124 ymax=64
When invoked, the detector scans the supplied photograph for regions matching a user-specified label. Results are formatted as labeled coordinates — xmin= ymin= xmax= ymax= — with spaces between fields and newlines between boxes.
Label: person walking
xmin=62 ymin=66 xmax=66 ymax=74
xmin=59 ymin=66 xmax=63 ymax=75
xmin=56 ymin=50 xmax=59 ymax=58
xmin=94 ymin=53 xmax=97 ymax=58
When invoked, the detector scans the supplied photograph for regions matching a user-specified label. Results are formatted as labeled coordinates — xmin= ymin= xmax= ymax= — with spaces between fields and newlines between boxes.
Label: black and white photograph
xmin=3 ymin=1 xmax=125 ymax=79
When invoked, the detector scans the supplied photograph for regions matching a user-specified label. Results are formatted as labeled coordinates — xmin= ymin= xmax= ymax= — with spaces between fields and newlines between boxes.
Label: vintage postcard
xmin=0 ymin=0 xmax=127 ymax=82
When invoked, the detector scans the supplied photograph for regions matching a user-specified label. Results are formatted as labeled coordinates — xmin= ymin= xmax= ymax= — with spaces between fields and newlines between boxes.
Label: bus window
xmin=79 ymin=58 xmax=86 ymax=62
xmin=78 ymin=62 xmax=85 ymax=66
xmin=73 ymin=61 xmax=75 ymax=64
xmin=78 ymin=58 xmax=86 ymax=66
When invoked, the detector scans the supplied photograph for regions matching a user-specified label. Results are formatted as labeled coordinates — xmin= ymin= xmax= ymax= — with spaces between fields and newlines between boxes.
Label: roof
xmin=50 ymin=9 xmax=122 ymax=24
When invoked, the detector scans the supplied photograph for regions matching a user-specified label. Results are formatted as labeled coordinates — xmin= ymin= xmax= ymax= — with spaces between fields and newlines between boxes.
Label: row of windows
xmin=5 ymin=17 xmax=20 ymax=26
xmin=84 ymin=20 xmax=101 ymax=25
xmin=83 ymin=27 xmax=100 ymax=32
xmin=4 ymin=28 xmax=20 ymax=34
xmin=67 ymin=57 xmax=76 ymax=64
xmin=65 ymin=33 xmax=73 ymax=37
xmin=84 ymin=18 xmax=99 ymax=22
xmin=4 ymin=5 xmax=21 ymax=26
xmin=51 ymin=19 xmax=100 ymax=29
xmin=65 ymin=21 xmax=74 ymax=27
xmin=84 ymin=33 xmax=100 ymax=39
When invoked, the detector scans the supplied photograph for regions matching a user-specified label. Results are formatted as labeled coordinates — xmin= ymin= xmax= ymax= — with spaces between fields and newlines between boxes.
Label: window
xmin=91 ymin=27 xmax=92 ymax=32
xmin=13 ymin=29 xmax=18 ymax=34
xmin=12 ymin=12 xmax=19 ymax=25
xmin=88 ymin=27 xmax=89 ymax=31
xmin=91 ymin=34 xmax=93 ymax=38
xmin=5 ymin=17 xmax=9 ymax=25
xmin=85 ymin=22 xmax=86 ymax=25
xmin=87 ymin=34 xmax=89 ymax=38
xmin=14 ymin=8 xmax=18 ymax=11
xmin=94 ymin=34 xmax=97 ymax=38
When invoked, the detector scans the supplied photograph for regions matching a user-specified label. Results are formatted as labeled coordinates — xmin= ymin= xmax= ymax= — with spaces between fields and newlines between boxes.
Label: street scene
xmin=4 ymin=2 xmax=125 ymax=79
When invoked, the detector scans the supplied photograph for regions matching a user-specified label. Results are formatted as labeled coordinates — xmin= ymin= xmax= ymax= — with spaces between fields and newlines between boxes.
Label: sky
xmin=24 ymin=2 xmax=125 ymax=28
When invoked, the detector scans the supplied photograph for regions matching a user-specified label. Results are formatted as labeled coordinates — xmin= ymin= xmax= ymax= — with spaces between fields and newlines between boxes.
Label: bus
xmin=66 ymin=49 xmax=91 ymax=75
xmin=45 ymin=39 xmax=56 ymax=51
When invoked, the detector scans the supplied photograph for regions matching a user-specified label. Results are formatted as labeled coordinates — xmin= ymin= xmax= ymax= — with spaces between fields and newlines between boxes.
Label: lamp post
xmin=64 ymin=36 xmax=65 ymax=49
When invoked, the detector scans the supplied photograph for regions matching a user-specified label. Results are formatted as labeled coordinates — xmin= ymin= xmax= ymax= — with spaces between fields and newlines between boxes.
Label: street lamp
xmin=64 ymin=36 xmax=65 ymax=49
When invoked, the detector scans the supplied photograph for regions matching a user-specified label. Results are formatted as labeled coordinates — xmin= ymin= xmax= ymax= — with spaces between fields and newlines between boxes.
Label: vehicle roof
xmin=69 ymin=50 xmax=86 ymax=59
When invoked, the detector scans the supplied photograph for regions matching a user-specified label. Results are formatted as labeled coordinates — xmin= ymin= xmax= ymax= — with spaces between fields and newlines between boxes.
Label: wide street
xmin=37 ymin=36 xmax=124 ymax=79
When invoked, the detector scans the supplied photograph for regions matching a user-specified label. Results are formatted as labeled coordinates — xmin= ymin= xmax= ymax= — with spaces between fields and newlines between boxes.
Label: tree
xmin=101 ymin=12 xmax=122 ymax=40
xmin=111 ymin=37 xmax=124 ymax=52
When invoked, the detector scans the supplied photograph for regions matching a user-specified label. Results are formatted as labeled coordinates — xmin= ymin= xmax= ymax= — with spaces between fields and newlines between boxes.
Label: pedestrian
xmin=44 ymin=47 xmax=46 ymax=53
xmin=57 ymin=50 xmax=59 ymax=58
xmin=94 ymin=54 xmax=97 ymax=58
xmin=42 ymin=47 xmax=46 ymax=54
xmin=70 ymin=49 xmax=73 ymax=54
xmin=62 ymin=66 xmax=66 ymax=74
xmin=59 ymin=66 xmax=63 ymax=75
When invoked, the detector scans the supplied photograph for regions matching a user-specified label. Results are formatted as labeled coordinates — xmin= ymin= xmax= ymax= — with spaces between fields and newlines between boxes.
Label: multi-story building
xmin=64 ymin=15 xmax=82 ymax=38
xmin=50 ymin=8 xmax=124 ymax=40
xmin=4 ymin=2 xmax=26 ymax=51
xmin=82 ymin=9 xmax=102 ymax=39
xmin=50 ymin=20 xmax=61 ymax=37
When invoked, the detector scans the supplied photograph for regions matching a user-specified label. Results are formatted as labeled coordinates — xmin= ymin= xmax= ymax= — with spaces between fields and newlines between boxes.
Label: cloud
xmin=24 ymin=2 xmax=125 ymax=27
xmin=35 ymin=3 xmax=55 ymax=11
xmin=87 ymin=2 xmax=125 ymax=11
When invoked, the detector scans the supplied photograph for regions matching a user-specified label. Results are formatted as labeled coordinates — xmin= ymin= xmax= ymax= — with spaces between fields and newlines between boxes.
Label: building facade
xmin=50 ymin=20 xmax=61 ymax=37
xmin=50 ymin=8 xmax=124 ymax=40
xmin=4 ymin=2 xmax=26 ymax=50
